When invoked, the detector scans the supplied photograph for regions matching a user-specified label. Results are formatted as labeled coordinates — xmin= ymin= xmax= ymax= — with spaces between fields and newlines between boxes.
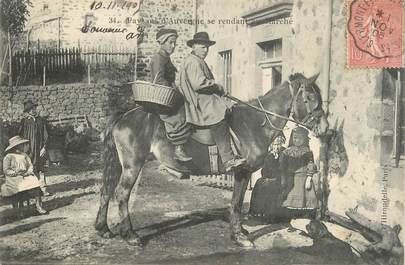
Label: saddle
xmin=178 ymin=127 xmax=240 ymax=175
xmin=131 ymin=82 xmax=240 ymax=175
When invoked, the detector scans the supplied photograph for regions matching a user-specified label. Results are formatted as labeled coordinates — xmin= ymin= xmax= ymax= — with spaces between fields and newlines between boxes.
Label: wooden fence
xmin=81 ymin=46 xmax=137 ymax=66
xmin=190 ymin=174 xmax=235 ymax=190
xmin=12 ymin=48 xmax=82 ymax=84
xmin=11 ymin=46 xmax=137 ymax=85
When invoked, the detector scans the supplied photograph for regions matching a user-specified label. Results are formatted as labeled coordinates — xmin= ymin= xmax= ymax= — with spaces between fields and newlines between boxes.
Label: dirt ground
xmin=0 ymin=142 xmax=366 ymax=265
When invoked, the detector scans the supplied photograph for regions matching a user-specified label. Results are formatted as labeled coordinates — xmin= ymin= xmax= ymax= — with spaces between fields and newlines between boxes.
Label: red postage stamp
xmin=347 ymin=0 xmax=404 ymax=68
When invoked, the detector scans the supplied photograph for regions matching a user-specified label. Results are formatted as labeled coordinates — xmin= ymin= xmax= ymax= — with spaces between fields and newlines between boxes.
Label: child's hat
xmin=5 ymin=136 xmax=29 ymax=152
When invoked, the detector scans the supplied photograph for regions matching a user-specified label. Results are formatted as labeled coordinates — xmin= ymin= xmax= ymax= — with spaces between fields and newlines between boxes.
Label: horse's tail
xmin=102 ymin=111 xmax=125 ymax=197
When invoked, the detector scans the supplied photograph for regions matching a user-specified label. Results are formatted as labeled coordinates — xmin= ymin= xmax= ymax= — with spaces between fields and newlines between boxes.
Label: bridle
xmin=288 ymin=78 xmax=324 ymax=129
xmin=252 ymin=78 xmax=324 ymax=131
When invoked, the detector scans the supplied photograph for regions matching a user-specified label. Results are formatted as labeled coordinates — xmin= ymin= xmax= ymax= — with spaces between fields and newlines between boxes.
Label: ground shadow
xmin=0 ymin=192 xmax=94 ymax=225
xmin=143 ymin=246 xmax=362 ymax=265
xmin=132 ymin=207 xmax=228 ymax=244
xmin=0 ymin=217 xmax=65 ymax=237
xmin=46 ymin=179 xmax=97 ymax=194
xmin=246 ymin=223 xmax=289 ymax=241
xmin=42 ymin=191 xmax=96 ymax=212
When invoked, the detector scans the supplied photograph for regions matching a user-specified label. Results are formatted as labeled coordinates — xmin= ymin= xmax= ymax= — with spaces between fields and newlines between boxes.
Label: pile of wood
xmin=326 ymin=208 xmax=403 ymax=265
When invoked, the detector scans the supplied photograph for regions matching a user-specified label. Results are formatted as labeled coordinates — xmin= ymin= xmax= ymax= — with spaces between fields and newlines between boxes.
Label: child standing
xmin=279 ymin=127 xmax=318 ymax=222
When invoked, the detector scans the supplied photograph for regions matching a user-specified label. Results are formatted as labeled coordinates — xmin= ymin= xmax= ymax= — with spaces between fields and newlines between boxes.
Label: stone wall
xmin=0 ymin=83 xmax=135 ymax=131
xmin=289 ymin=0 xmax=404 ymax=241
xmin=136 ymin=0 xmax=195 ymax=82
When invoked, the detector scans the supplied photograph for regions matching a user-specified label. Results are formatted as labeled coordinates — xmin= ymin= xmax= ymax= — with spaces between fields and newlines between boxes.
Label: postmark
xmin=347 ymin=0 xmax=404 ymax=68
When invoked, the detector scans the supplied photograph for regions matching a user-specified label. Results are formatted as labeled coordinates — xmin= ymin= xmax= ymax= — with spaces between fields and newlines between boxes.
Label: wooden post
xmin=393 ymin=70 xmax=402 ymax=167
xmin=8 ymin=30 xmax=12 ymax=86
xmin=43 ymin=65 xmax=46 ymax=86
xmin=0 ymin=41 xmax=9 ymax=84
xmin=87 ymin=64 xmax=91 ymax=84
xmin=134 ymin=46 xmax=138 ymax=81
xmin=319 ymin=136 xmax=329 ymax=218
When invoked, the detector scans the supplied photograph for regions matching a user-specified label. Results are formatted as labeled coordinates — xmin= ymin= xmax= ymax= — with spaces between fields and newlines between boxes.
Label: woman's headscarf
xmin=156 ymin=28 xmax=178 ymax=44
xmin=288 ymin=126 xmax=310 ymax=147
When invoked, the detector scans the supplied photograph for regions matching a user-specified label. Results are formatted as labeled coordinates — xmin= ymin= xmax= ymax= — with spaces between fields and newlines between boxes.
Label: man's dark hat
xmin=23 ymin=99 xmax=38 ymax=113
xmin=187 ymin=32 xmax=216 ymax=47
xmin=156 ymin=28 xmax=178 ymax=40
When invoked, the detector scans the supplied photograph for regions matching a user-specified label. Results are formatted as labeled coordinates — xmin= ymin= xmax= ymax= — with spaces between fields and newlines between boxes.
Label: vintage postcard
xmin=0 ymin=0 xmax=404 ymax=264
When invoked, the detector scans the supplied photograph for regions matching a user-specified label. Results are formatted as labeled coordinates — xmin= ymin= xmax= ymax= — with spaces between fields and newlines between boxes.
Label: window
xmin=382 ymin=68 xmax=404 ymax=167
xmin=43 ymin=4 xmax=49 ymax=11
xmin=262 ymin=39 xmax=282 ymax=60
xmin=257 ymin=39 xmax=283 ymax=94
xmin=219 ymin=50 xmax=232 ymax=95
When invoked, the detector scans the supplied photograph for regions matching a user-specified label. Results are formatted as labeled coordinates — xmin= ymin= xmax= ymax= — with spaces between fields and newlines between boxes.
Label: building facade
xmin=196 ymin=0 xmax=293 ymax=100
xmin=196 ymin=0 xmax=404 ymax=241
xmin=19 ymin=0 xmax=140 ymax=50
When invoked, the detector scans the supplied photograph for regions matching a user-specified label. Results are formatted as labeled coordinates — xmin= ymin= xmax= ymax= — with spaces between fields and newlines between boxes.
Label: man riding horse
xmin=95 ymin=30 xmax=329 ymax=248
xmin=178 ymin=32 xmax=247 ymax=172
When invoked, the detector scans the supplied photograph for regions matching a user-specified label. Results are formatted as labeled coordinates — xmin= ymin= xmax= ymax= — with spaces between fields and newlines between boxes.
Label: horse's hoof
xmin=125 ymin=235 xmax=143 ymax=247
xmin=98 ymin=230 xmax=115 ymax=239
xmin=96 ymin=227 xmax=115 ymax=239
xmin=231 ymin=233 xmax=254 ymax=248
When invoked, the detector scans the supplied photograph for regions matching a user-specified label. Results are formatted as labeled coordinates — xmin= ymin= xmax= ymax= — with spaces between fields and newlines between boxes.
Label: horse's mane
xmin=245 ymin=81 xmax=290 ymax=105
xmin=240 ymin=73 xmax=322 ymax=109
xmin=289 ymin=73 xmax=322 ymax=98
xmin=289 ymin=73 xmax=306 ymax=82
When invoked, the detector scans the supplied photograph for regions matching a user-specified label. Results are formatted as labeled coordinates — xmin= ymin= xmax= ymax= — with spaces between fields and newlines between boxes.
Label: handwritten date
xmin=90 ymin=1 xmax=140 ymax=15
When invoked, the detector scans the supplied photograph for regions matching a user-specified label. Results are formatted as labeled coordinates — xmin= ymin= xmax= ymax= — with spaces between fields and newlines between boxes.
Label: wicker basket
xmin=132 ymin=81 xmax=183 ymax=112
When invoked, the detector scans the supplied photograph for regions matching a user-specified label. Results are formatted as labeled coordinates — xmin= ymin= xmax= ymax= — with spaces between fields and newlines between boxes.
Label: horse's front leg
xmin=116 ymin=161 xmax=145 ymax=246
xmin=230 ymin=168 xmax=254 ymax=248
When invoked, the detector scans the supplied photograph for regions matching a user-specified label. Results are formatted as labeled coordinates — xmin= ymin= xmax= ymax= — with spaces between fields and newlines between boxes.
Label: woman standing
xmin=150 ymin=28 xmax=192 ymax=162
xmin=279 ymin=127 xmax=318 ymax=222
xmin=1 ymin=136 xmax=48 ymax=214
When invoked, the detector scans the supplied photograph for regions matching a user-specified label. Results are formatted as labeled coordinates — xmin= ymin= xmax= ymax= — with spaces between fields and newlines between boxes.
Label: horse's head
xmin=289 ymin=73 xmax=329 ymax=137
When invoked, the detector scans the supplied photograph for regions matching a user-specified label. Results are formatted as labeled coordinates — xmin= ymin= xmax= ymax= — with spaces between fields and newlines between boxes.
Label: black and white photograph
xmin=0 ymin=0 xmax=404 ymax=264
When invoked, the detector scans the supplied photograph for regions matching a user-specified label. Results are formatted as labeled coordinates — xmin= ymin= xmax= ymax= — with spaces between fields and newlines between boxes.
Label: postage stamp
xmin=347 ymin=0 xmax=404 ymax=68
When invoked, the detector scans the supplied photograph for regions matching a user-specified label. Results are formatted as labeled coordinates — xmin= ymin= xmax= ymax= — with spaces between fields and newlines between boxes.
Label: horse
xmin=95 ymin=72 xmax=329 ymax=247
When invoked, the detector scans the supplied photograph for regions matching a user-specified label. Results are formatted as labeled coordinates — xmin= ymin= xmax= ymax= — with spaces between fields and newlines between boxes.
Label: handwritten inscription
xmin=90 ymin=0 xmax=140 ymax=15
xmin=82 ymin=0 xmax=143 ymax=42
xmin=81 ymin=22 xmax=144 ymax=41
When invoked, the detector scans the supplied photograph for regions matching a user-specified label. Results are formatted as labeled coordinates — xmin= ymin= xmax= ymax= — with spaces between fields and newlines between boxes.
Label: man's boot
xmin=174 ymin=145 xmax=192 ymax=162
xmin=211 ymin=121 xmax=246 ymax=172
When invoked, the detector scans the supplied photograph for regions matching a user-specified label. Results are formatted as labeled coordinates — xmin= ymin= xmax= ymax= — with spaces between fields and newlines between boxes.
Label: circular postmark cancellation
xmin=347 ymin=0 xmax=404 ymax=68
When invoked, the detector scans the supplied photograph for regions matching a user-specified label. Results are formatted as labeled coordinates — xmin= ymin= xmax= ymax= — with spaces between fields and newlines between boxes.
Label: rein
xmin=225 ymin=93 xmax=310 ymax=129
xmin=257 ymin=97 xmax=284 ymax=131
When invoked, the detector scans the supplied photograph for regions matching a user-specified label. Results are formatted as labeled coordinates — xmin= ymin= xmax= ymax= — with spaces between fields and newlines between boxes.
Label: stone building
xmin=135 ymin=0 xmax=196 ymax=80
xmin=19 ymin=0 xmax=140 ymax=49
xmin=196 ymin=0 xmax=293 ymax=100
xmin=19 ymin=0 xmax=196 ymax=80
xmin=196 ymin=0 xmax=404 ymax=241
